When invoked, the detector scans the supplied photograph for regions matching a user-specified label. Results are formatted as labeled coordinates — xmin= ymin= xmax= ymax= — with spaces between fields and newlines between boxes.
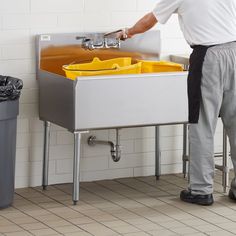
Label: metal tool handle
xmin=104 ymin=29 xmax=123 ymax=37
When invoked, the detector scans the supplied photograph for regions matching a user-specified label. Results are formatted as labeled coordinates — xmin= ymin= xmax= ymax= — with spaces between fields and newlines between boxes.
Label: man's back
xmin=154 ymin=0 xmax=236 ymax=45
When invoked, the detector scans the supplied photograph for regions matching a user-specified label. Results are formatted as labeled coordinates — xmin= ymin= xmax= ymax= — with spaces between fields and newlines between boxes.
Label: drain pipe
xmin=87 ymin=129 xmax=121 ymax=162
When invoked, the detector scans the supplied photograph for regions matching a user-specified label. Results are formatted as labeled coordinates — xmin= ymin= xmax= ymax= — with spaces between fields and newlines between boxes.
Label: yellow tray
xmin=63 ymin=60 xmax=141 ymax=79
xmin=138 ymin=60 xmax=184 ymax=73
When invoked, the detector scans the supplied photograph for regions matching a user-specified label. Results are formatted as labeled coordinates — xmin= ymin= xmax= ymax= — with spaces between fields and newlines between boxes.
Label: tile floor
xmin=1 ymin=171 xmax=236 ymax=236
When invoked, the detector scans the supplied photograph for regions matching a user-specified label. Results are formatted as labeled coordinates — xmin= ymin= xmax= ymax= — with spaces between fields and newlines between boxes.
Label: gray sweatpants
xmin=189 ymin=42 xmax=236 ymax=195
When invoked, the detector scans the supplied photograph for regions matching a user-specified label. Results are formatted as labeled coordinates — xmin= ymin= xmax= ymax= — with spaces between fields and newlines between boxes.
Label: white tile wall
xmin=0 ymin=0 xmax=227 ymax=188
xmin=30 ymin=0 xmax=84 ymax=13
xmin=1 ymin=44 xmax=32 ymax=60
xmin=0 ymin=0 xmax=30 ymax=13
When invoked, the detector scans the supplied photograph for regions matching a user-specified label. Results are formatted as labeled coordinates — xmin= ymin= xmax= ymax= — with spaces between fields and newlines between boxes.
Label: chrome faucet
xmin=81 ymin=37 xmax=121 ymax=50
xmin=76 ymin=34 xmax=121 ymax=50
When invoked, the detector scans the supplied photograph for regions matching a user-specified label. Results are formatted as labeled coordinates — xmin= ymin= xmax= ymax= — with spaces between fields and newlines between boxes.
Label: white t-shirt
xmin=153 ymin=0 xmax=236 ymax=46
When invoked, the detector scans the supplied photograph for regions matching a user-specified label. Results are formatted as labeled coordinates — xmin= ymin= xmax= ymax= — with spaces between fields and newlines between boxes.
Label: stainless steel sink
xmin=36 ymin=31 xmax=188 ymax=204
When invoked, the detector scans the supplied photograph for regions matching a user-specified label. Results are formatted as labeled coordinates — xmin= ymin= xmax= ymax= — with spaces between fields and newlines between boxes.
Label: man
xmin=117 ymin=0 xmax=236 ymax=205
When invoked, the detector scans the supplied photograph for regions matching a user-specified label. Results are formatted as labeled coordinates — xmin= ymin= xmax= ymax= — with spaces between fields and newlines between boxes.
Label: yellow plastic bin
xmin=63 ymin=57 xmax=142 ymax=80
xmin=137 ymin=60 xmax=184 ymax=73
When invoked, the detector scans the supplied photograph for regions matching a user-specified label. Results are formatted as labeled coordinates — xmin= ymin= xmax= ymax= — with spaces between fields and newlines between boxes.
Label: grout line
xmin=3 ymin=172 xmax=236 ymax=235
xmin=31 ymin=186 xmax=111 ymax=236
xmin=52 ymin=184 xmax=141 ymax=236
xmin=14 ymin=190 xmax=81 ymax=235
xmin=96 ymin=176 xmax=225 ymax=234
xmin=133 ymin=175 xmax=236 ymax=234
xmin=96 ymin=179 xmax=190 ymax=235
xmin=0 ymin=204 xmax=34 ymax=235
xmin=79 ymin=181 xmax=179 ymax=235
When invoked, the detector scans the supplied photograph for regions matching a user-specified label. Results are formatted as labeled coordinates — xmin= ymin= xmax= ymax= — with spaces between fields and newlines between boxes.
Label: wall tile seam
xmin=108 ymin=10 xmax=146 ymax=13
xmin=20 ymin=88 xmax=38 ymax=92
xmin=31 ymin=11 xmax=84 ymax=14
xmin=79 ymin=166 xmax=135 ymax=172
xmin=54 ymin=169 xmax=134 ymax=176
xmin=1 ymin=56 xmax=35 ymax=60
xmin=30 ymin=0 xmax=85 ymax=14
xmin=1 ymin=57 xmax=35 ymax=61
xmin=159 ymin=148 xmax=185 ymax=152
xmin=19 ymin=168 xmax=138 ymax=178
xmin=84 ymin=1 xmax=138 ymax=11
xmin=19 ymin=102 xmax=38 ymax=106
xmin=2 ymin=16 xmax=58 ymax=30
xmin=161 ymin=150 xmax=183 ymax=153
xmin=161 ymin=161 xmax=183 ymax=165
xmin=79 ymin=156 xmax=160 ymax=161
xmin=130 ymin=164 xmax=154 ymax=169
xmin=161 ymin=163 xmax=183 ymax=166
xmin=28 ymin=130 xmax=56 ymax=134
xmin=16 ymin=72 xmax=36 ymax=77
xmin=111 ymin=6 xmax=147 ymax=14
xmin=0 ymin=57 xmax=32 ymax=60
xmin=30 ymin=0 xmax=86 ymax=13
xmin=81 ymin=155 xmax=114 ymax=160
xmin=133 ymin=137 xmax=155 ymax=141
xmin=52 ymin=142 xmax=75 ymax=147
xmin=15 ymin=162 xmax=180 ymax=171
xmin=55 ymin=169 xmax=113 ymax=174
xmin=18 ymin=87 xmax=39 ymax=94
xmin=133 ymin=135 xmax=185 ymax=140
xmin=0 ymin=42 xmax=32 ymax=46
xmin=16 ymin=130 xmax=30 ymax=136
xmin=111 ymin=136 xmax=155 ymax=141
xmin=114 ymin=151 xmax=156 ymax=156
xmin=107 ymin=165 xmax=158 ymax=169
xmin=160 ymin=135 xmax=184 ymax=138
xmin=133 ymin=148 xmax=181 ymax=153
xmin=109 ymin=161 xmax=157 ymax=166
xmin=2 ymin=12 xmax=84 ymax=16
xmin=27 ymin=131 xmax=196 ymax=142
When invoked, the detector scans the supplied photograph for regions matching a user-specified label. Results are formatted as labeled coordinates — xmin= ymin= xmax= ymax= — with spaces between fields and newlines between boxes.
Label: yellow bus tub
xmin=138 ymin=60 xmax=184 ymax=73
xmin=63 ymin=59 xmax=142 ymax=80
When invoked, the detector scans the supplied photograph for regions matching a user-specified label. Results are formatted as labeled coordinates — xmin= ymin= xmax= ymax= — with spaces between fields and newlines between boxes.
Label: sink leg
xmin=155 ymin=126 xmax=161 ymax=180
xmin=42 ymin=121 xmax=51 ymax=190
xmin=73 ymin=131 xmax=81 ymax=205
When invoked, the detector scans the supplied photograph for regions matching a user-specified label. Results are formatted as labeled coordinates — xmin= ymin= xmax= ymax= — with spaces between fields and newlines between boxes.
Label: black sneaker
xmin=180 ymin=190 xmax=214 ymax=206
xmin=228 ymin=189 xmax=236 ymax=201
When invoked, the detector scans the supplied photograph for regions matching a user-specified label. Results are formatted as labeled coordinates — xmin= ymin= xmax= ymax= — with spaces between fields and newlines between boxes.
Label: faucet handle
xmin=104 ymin=38 xmax=121 ymax=49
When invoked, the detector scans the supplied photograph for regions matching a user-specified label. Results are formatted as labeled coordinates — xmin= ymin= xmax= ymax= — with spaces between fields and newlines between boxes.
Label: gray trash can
xmin=0 ymin=75 xmax=22 ymax=209
xmin=0 ymin=100 xmax=19 ymax=209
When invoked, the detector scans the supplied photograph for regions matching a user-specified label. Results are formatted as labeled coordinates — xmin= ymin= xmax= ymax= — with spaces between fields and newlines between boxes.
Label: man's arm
xmin=106 ymin=12 xmax=158 ymax=40
xmin=127 ymin=12 xmax=158 ymax=38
